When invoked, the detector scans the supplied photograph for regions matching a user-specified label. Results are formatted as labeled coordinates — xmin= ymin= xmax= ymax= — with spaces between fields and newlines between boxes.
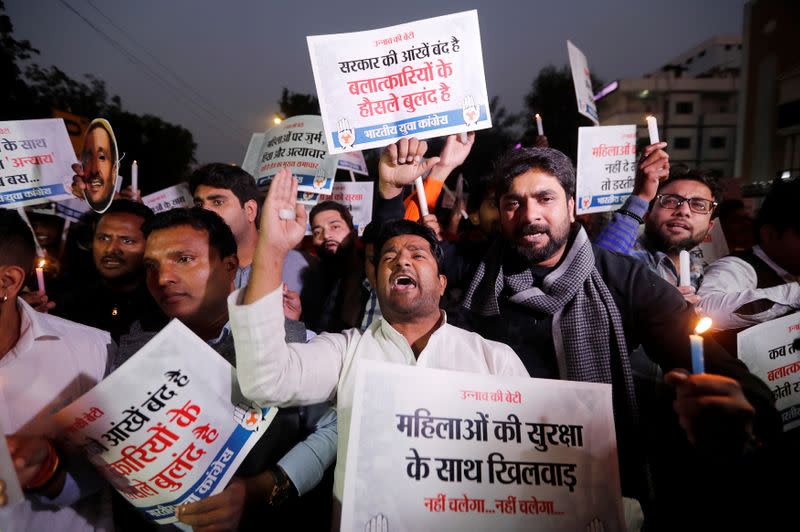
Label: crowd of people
xmin=1 ymin=130 xmax=798 ymax=531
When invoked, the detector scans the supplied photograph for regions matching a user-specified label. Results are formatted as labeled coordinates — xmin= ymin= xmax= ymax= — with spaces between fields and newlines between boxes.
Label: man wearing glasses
xmin=595 ymin=144 xmax=718 ymax=306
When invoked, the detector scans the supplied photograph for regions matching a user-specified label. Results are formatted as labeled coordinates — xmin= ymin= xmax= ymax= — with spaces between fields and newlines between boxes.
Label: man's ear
xmin=224 ymin=254 xmax=239 ymax=274
xmin=438 ymin=274 xmax=447 ymax=296
xmin=568 ymin=197 xmax=576 ymax=223
xmin=244 ymin=199 xmax=259 ymax=224
xmin=0 ymin=265 xmax=27 ymax=301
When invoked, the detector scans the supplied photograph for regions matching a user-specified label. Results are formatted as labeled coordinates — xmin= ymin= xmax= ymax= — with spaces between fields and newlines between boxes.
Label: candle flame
xmin=535 ymin=113 xmax=541 ymax=119
xmin=37 ymin=258 xmax=46 ymax=269
xmin=694 ymin=316 xmax=712 ymax=335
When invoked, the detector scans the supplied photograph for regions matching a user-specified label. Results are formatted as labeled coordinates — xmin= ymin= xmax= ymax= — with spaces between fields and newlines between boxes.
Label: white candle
xmin=35 ymin=259 xmax=46 ymax=294
xmin=535 ymin=114 xmax=544 ymax=136
xmin=646 ymin=115 xmax=659 ymax=144
xmin=459 ymin=132 xmax=468 ymax=144
xmin=414 ymin=176 xmax=429 ymax=217
xmin=690 ymin=317 xmax=712 ymax=374
xmin=131 ymin=160 xmax=139 ymax=195
xmin=679 ymin=250 xmax=691 ymax=287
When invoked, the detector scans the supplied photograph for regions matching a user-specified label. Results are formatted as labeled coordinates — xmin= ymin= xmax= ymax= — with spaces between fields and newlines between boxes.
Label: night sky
xmin=8 ymin=0 xmax=746 ymax=166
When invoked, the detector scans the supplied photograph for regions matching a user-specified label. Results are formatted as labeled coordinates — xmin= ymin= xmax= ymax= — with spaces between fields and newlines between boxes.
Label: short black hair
xmin=372 ymin=219 xmax=444 ymax=274
xmin=755 ymin=178 xmax=800 ymax=237
xmin=360 ymin=221 xmax=381 ymax=245
xmin=466 ymin=175 xmax=496 ymax=213
xmin=309 ymin=200 xmax=355 ymax=233
xmin=0 ymin=209 xmax=37 ymax=270
xmin=98 ymin=199 xmax=155 ymax=228
xmin=142 ymin=207 xmax=237 ymax=259
xmin=188 ymin=163 xmax=260 ymax=207
xmin=492 ymin=147 xmax=576 ymax=201
xmin=658 ymin=166 xmax=722 ymax=203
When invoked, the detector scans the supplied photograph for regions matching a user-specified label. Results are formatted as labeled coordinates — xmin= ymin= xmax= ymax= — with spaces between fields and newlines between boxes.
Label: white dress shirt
xmin=228 ymin=286 xmax=529 ymax=502
xmin=0 ymin=299 xmax=114 ymax=532
xmin=698 ymin=245 xmax=800 ymax=331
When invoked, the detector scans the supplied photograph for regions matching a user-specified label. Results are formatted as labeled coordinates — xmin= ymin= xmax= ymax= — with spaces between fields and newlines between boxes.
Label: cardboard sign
xmin=342 ymin=361 xmax=624 ymax=531
xmin=251 ymin=115 xmax=338 ymax=195
xmin=307 ymin=10 xmax=492 ymax=154
xmin=318 ymin=181 xmax=374 ymax=235
xmin=0 ymin=119 xmax=76 ymax=208
xmin=143 ymin=184 xmax=194 ymax=215
xmin=737 ymin=312 xmax=800 ymax=432
xmin=337 ymin=150 xmax=369 ymax=176
xmin=567 ymin=41 xmax=599 ymax=125
xmin=691 ymin=222 xmax=730 ymax=268
xmin=576 ymin=125 xmax=637 ymax=214
xmin=52 ymin=320 xmax=276 ymax=524
xmin=241 ymin=133 xmax=266 ymax=177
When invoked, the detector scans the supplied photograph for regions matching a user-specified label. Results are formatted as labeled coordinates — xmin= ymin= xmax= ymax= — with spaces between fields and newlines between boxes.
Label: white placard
xmin=0 ymin=119 xmax=76 ymax=208
xmin=737 ymin=312 xmax=800 ymax=432
xmin=342 ymin=361 xmax=624 ymax=531
xmin=307 ymin=10 xmax=492 ymax=154
xmin=0 ymin=424 xmax=24 ymax=508
xmin=691 ymin=222 xmax=730 ymax=268
xmin=318 ymin=181 xmax=374 ymax=235
xmin=241 ymin=133 xmax=266 ymax=176
xmin=52 ymin=320 xmax=276 ymax=524
xmin=54 ymin=196 xmax=92 ymax=222
xmin=576 ymin=125 xmax=637 ymax=214
xmin=142 ymin=184 xmax=194 ymax=215
xmin=251 ymin=115 xmax=338 ymax=195
xmin=567 ymin=41 xmax=599 ymax=125
xmin=337 ymin=150 xmax=369 ymax=176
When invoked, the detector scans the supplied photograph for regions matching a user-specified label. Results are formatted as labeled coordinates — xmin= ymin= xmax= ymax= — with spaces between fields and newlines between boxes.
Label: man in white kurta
xmin=228 ymin=164 xmax=528 ymax=503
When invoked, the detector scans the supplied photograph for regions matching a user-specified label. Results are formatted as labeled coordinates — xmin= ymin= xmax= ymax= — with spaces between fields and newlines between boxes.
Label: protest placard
xmin=337 ymin=150 xmax=369 ymax=176
xmin=251 ymin=115 xmax=338 ymax=195
xmin=567 ymin=40 xmax=599 ymax=125
xmin=241 ymin=133 xmax=266 ymax=176
xmin=691 ymin=222 xmax=730 ymax=268
xmin=0 ymin=119 xmax=76 ymax=209
xmin=0 ymin=423 xmax=24 ymax=509
xmin=737 ymin=312 xmax=800 ymax=432
xmin=576 ymin=125 xmax=637 ymax=215
xmin=142 ymin=183 xmax=194 ymax=215
xmin=307 ymin=10 xmax=492 ymax=154
xmin=54 ymin=197 xmax=92 ymax=223
xmin=52 ymin=319 xmax=276 ymax=524
xmin=342 ymin=361 xmax=624 ymax=531
xmin=318 ymin=181 xmax=373 ymax=235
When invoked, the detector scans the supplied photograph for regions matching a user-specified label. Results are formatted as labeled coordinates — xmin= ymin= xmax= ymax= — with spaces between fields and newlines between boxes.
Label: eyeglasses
xmin=655 ymin=194 xmax=717 ymax=214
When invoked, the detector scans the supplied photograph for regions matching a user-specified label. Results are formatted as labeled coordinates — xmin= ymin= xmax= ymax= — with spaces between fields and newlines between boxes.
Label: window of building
xmin=674 ymin=137 xmax=691 ymax=149
xmin=676 ymin=101 xmax=694 ymax=114
xmin=709 ymin=136 xmax=726 ymax=149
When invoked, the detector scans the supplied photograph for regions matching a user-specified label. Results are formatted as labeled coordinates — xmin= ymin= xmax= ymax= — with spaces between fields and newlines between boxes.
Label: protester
xmin=0 ymin=209 xmax=114 ymax=531
xmin=111 ymin=207 xmax=336 ymax=531
xmin=699 ymin=177 xmax=800 ymax=354
xmin=53 ymin=200 xmax=165 ymax=342
xmin=373 ymin=141 xmax=780 ymax=528
xmin=228 ymin=168 xmax=529 ymax=518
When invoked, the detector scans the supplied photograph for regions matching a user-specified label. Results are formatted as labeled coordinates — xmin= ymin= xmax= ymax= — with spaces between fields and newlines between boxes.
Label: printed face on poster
xmin=251 ymin=115 xmax=339 ymax=195
xmin=576 ymin=125 xmax=637 ymax=215
xmin=342 ymin=361 xmax=624 ymax=531
xmin=737 ymin=312 xmax=800 ymax=432
xmin=318 ymin=181 xmax=374 ymax=235
xmin=0 ymin=118 xmax=76 ymax=209
xmin=307 ymin=10 xmax=492 ymax=154
xmin=52 ymin=320 xmax=276 ymax=524
xmin=78 ymin=118 xmax=120 ymax=213
xmin=567 ymin=40 xmax=599 ymax=125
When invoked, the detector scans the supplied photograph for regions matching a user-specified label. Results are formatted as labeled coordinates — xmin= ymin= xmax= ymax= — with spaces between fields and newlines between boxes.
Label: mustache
xmin=101 ymin=252 xmax=125 ymax=262
xmin=515 ymin=223 xmax=551 ymax=237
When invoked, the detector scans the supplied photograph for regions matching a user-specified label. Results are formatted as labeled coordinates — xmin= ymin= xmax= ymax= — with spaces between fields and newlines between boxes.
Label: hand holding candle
xmin=646 ymin=115 xmax=659 ymax=144
xmin=690 ymin=316 xmax=712 ymax=374
xmin=535 ymin=114 xmax=544 ymax=136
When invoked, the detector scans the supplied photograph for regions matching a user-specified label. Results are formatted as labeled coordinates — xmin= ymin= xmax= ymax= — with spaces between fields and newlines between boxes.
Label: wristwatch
xmin=266 ymin=466 xmax=295 ymax=507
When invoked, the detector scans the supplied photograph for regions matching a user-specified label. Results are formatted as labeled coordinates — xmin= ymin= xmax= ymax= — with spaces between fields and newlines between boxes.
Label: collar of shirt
xmin=375 ymin=310 xmax=448 ymax=362
xmin=6 ymin=298 xmax=60 ymax=360
xmin=633 ymin=234 xmax=704 ymax=288
xmin=753 ymin=245 xmax=798 ymax=282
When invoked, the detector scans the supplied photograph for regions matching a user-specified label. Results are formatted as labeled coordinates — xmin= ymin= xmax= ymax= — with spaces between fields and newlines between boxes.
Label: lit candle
xmin=679 ymin=250 xmax=691 ymax=287
xmin=414 ymin=176 xmax=429 ymax=217
xmin=690 ymin=317 xmax=712 ymax=374
xmin=535 ymin=114 xmax=544 ymax=136
xmin=131 ymin=160 xmax=138 ymax=195
xmin=35 ymin=258 xmax=46 ymax=294
xmin=646 ymin=115 xmax=659 ymax=144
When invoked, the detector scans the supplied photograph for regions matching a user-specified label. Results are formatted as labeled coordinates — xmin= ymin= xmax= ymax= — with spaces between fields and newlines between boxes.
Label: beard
xmin=645 ymin=222 xmax=705 ymax=254
xmin=510 ymin=220 xmax=571 ymax=264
